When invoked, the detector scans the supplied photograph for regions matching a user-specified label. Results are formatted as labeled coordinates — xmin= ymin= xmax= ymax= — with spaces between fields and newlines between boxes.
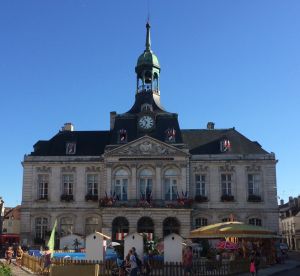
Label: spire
xmin=145 ymin=22 xmax=151 ymax=51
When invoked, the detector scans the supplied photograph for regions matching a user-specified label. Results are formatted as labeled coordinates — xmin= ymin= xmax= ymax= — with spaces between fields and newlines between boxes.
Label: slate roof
xmin=29 ymin=127 xmax=268 ymax=156
xmin=31 ymin=131 xmax=110 ymax=156
xmin=181 ymin=128 xmax=268 ymax=154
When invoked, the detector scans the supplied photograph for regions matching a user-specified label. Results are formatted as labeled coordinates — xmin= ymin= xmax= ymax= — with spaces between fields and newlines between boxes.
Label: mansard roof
xmin=181 ymin=128 xmax=268 ymax=155
xmin=29 ymin=127 xmax=268 ymax=157
xmin=31 ymin=131 xmax=110 ymax=156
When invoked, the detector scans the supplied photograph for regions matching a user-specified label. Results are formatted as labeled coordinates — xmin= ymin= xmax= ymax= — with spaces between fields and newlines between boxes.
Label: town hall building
xmin=20 ymin=23 xmax=279 ymax=245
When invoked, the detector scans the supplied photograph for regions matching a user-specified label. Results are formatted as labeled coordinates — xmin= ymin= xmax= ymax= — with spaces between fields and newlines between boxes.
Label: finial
xmin=145 ymin=21 xmax=151 ymax=51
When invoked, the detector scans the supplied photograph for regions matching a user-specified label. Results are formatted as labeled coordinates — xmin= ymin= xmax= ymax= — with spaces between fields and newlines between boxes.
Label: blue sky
xmin=0 ymin=0 xmax=299 ymax=206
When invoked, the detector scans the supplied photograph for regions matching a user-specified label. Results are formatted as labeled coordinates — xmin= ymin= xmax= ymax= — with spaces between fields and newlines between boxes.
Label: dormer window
xmin=165 ymin=128 xmax=176 ymax=143
xmin=66 ymin=142 xmax=76 ymax=155
xmin=119 ymin=129 xmax=127 ymax=143
xmin=141 ymin=104 xmax=153 ymax=112
xmin=220 ymin=139 xmax=231 ymax=152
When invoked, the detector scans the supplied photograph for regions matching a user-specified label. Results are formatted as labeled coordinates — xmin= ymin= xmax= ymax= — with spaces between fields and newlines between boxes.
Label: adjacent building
xmin=20 ymin=23 xmax=279 ymax=246
xmin=279 ymin=197 xmax=300 ymax=251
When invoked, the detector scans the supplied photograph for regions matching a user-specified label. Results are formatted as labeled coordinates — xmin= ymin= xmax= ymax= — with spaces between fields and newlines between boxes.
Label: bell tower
xmin=135 ymin=22 xmax=161 ymax=95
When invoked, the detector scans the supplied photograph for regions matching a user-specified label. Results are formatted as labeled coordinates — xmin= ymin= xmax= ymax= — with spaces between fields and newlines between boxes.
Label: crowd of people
xmin=4 ymin=245 xmax=24 ymax=266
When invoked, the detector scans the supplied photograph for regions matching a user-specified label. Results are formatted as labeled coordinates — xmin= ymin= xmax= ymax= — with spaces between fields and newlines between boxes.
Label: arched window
xmin=112 ymin=217 xmax=129 ymax=241
xmin=249 ymin=218 xmax=262 ymax=226
xmin=114 ymin=169 xmax=128 ymax=201
xmin=35 ymin=217 xmax=48 ymax=239
xmin=194 ymin=217 xmax=208 ymax=229
xmin=153 ymin=73 xmax=159 ymax=91
xmin=137 ymin=217 xmax=154 ymax=234
xmin=85 ymin=217 xmax=100 ymax=235
xmin=139 ymin=169 xmax=153 ymax=199
xmin=163 ymin=217 xmax=180 ymax=236
xmin=164 ymin=169 xmax=178 ymax=201
xmin=60 ymin=217 xmax=73 ymax=236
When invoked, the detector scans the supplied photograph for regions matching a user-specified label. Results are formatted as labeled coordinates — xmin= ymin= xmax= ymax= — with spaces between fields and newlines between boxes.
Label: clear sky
xmin=0 ymin=0 xmax=299 ymax=207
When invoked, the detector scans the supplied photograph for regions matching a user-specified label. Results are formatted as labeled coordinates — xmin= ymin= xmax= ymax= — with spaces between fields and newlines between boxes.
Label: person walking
xmin=16 ymin=246 xmax=24 ymax=267
xmin=250 ymin=257 xmax=256 ymax=276
xmin=129 ymin=249 xmax=138 ymax=276
xmin=5 ymin=246 xmax=14 ymax=265
xmin=183 ymin=246 xmax=193 ymax=276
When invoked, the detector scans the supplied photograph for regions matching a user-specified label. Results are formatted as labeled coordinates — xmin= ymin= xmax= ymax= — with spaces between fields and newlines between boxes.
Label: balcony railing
xmin=99 ymin=199 xmax=193 ymax=209
xmin=60 ymin=194 xmax=74 ymax=202
xmin=85 ymin=194 xmax=98 ymax=202
xmin=221 ymin=194 xmax=234 ymax=202
xmin=248 ymin=194 xmax=262 ymax=202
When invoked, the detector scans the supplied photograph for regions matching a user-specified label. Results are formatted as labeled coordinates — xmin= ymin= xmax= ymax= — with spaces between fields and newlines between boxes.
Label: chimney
xmin=280 ymin=199 xmax=284 ymax=205
xmin=62 ymin=123 xmax=74 ymax=132
xmin=110 ymin=112 xmax=116 ymax=130
xmin=207 ymin=122 xmax=215 ymax=130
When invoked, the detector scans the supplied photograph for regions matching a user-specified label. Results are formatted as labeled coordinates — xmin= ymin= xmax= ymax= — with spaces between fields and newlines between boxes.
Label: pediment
xmin=105 ymin=136 xmax=188 ymax=157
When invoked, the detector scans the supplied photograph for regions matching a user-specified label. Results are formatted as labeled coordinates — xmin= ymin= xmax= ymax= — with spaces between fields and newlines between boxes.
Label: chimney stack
xmin=62 ymin=123 xmax=74 ymax=132
xmin=110 ymin=112 xmax=116 ymax=130
xmin=207 ymin=122 xmax=215 ymax=130
xmin=280 ymin=199 xmax=284 ymax=205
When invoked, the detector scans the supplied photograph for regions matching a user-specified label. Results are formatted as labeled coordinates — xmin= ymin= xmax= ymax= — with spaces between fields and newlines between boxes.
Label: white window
xmin=195 ymin=174 xmax=206 ymax=196
xmin=248 ymin=174 xmax=260 ymax=195
xmin=114 ymin=169 xmax=128 ymax=201
xmin=38 ymin=174 xmax=48 ymax=200
xmin=62 ymin=174 xmax=73 ymax=195
xmin=139 ymin=169 xmax=153 ymax=199
xmin=164 ymin=169 xmax=178 ymax=201
xmin=87 ymin=174 xmax=98 ymax=196
xmin=60 ymin=217 xmax=73 ymax=236
xmin=85 ymin=217 xmax=99 ymax=235
xmin=35 ymin=217 xmax=48 ymax=239
xmin=249 ymin=218 xmax=262 ymax=226
xmin=194 ymin=217 xmax=208 ymax=229
xmin=221 ymin=174 xmax=232 ymax=195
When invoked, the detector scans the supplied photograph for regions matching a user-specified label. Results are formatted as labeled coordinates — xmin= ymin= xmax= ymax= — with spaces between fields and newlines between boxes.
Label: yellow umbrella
xmin=190 ymin=221 xmax=277 ymax=239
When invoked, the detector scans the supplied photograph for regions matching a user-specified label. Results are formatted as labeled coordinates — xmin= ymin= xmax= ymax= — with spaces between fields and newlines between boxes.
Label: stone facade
xmin=20 ymin=23 xmax=279 ymax=246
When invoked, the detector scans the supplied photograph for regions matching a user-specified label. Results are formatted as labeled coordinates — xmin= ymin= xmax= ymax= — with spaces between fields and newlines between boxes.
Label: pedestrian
xmin=250 ymin=257 xmax=256 ymax=276
xmin=16 ymin=246 xmax=24 ymax=267
xmin=255 ymin=250 xmax=260 ymax=275
xmin=5 ymin=246 xmax=14 ymax=265
xmin=41 ymin=246 xmax=52 ymax=273
xmin=183 ymin=246 xmax=193 ymax=276
xmin=129 ymin=249 xmax=138 ymax=276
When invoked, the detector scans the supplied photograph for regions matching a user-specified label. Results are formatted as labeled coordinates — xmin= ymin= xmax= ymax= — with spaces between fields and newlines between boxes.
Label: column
xmin=106 ymin=165 xmax=112 ymax=195
xmin=130 ymin=164 xmax=137 ymax=200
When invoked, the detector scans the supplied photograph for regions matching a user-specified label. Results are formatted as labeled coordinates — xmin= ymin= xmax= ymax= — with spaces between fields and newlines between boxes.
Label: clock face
xmin=138 ymin=115 xmax=154 ymax=130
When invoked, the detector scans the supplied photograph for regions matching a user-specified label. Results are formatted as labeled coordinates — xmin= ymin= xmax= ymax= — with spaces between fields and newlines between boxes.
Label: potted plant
xmin=248 ymin=194 xmax=262 ymax=202
xmin=194 ymin=195 xmax=208 ymax=203
xmin=85 ymin=194 xmax=98 ymax=201
xmin=61 ymin=194 xmax=73 ymax=202
xmin=221 ymin=194 xmax=234 ymax=202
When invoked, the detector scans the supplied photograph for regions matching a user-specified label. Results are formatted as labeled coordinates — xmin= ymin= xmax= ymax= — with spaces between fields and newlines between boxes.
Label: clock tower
xmin=109 ymin=22 xmax=183 ymax=146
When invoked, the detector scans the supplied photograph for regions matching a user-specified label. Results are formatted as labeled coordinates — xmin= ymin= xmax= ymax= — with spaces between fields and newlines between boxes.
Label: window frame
xmin=35 ymin=217 xmax=48 ymax=239
xmin=38 ymin=174 xmax=49 ymax=200
xmin=87 ymin=174 xmax=98 ymax=196
xmin=195 ymin=174 xmax=206 ymax=196
xmin=221 ymin=173 xmax=232 ymax=196
xmin=62 ymin=174 xmax=74 ymax=196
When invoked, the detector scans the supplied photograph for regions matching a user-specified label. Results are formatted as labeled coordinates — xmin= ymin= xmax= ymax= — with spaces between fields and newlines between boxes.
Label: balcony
xmin=85 ymin=194 xmax=98 ymax=202
xmin=248 ymin=194 xmax=262 ymax=202
xmin=99 ymin=198 xmax=193 ymax=209
xmin=221 ymin=194 xmax=234 ymax=202
xmin=194 ymin=195 xmax=208 ymax=203
xmin=60 ymin=194 xmax=74 ymax=202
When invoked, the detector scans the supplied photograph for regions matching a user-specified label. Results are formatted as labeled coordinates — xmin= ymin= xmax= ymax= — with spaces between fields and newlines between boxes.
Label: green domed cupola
xmin=135 ymin=22 xmax=161 ymax=94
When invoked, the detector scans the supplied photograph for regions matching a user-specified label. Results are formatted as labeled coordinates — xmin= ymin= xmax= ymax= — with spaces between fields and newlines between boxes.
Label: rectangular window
xmin=62 ymin=174 xmax=73 ymax=195
xmin=165 ymin=178 xmax=177 ymax=201
xmin=195 ymin=218 xmax=208 ymax=228
xmin=248 ymin=174 xmax=260 ymax=195
xmin=38 ymin=175 xmax=49 ymax=200
xmin=87 ymin=174 xmax=98 ymax=196
xmin=115 ymin=178 xmax=128 ymax=201
xmin=221 ymin=174 xmax=232 ymax=196
xmin=195 ymin=174 xmax=206 ymax=196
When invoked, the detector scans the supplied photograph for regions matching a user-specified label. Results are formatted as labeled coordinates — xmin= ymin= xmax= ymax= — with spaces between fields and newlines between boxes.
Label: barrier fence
xmin=21 ymin=253 xmax=254 ymax=275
